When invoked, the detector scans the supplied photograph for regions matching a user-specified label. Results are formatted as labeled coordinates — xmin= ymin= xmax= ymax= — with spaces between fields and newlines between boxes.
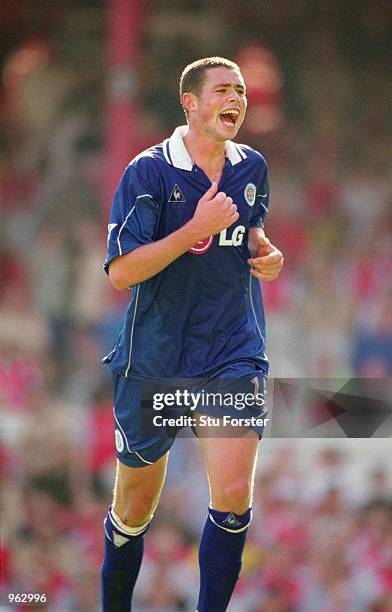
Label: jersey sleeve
xmin=249 ymin=163 xmax=269 ymax=229
xmin=104 ymin=164 xmax=159 ymax=274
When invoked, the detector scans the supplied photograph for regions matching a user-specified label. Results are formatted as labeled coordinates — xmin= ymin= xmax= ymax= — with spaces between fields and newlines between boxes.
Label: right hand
xmin=191 ymin=182 xmax=239 ymax=238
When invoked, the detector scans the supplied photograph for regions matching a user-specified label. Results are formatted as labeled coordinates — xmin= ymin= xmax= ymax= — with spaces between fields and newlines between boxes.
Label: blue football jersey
xmin=103 ymin=126 xmax=270 ymax=379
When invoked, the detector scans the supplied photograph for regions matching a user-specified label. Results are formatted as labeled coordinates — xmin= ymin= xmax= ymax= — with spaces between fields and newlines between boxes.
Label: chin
xmin=214 ymin=125 xmax=239 ymax=141
xmin=223 ymin=126 xmax=240 ymax=140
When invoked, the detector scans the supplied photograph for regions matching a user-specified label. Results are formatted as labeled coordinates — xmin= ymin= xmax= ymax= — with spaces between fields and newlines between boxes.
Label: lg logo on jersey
xmin=218 ymin=225 xmax=245 ymax=247
xmin=188 ymin=225 xmax=245 ymax=254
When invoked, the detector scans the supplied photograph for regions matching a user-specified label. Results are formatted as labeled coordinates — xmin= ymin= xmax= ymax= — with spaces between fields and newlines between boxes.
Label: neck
xmin=183 ymin=124 xmax=227 ymax=184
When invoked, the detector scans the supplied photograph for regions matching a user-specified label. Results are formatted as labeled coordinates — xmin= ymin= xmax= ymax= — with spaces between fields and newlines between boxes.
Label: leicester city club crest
xmin=244 ymin=183 xmax=256 ymax=207
xmin=115 ymin=429 xmax=124 ymax=453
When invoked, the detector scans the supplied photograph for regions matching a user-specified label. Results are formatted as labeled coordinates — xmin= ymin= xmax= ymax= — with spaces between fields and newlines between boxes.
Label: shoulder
xmin=117 ymin=143 xmax=170 ymax=196
xmin=236 ymin=143 xmax=268 ymax=171
xmin=127 ymin=143 xmax=168 ymax=181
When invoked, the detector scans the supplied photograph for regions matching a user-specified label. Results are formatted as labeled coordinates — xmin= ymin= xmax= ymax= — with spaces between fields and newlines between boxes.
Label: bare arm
xmin=110 ymin=220 xmax=206 ymax=290
xmin=109 ymin=182 xmax=239 ymax=290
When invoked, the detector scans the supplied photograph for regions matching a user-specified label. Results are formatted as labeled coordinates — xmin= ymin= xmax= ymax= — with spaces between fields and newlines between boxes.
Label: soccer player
xmin=101 ymin=57 xmax=284 ymax=611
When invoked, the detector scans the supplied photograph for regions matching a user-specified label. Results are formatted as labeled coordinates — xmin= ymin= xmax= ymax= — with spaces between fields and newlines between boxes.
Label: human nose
xmin=228 ymin=88 xmax=242 ymax=105
xmin=228 ymin=88 xmax=240 ymax=101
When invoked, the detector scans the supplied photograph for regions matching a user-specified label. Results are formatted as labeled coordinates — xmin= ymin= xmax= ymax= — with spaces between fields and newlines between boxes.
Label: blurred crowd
xmin=1 ymin=0 xmax=391 ymax=610
xmin=1 ymin=437 xmax=391 ymax=611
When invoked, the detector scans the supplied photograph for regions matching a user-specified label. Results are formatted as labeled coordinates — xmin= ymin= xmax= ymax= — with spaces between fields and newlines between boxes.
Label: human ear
xmin=182 ymin=92 xmax=198 ymax=114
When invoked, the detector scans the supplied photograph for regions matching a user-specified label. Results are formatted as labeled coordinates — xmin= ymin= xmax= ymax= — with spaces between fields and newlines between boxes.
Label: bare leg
xmin=113 ymin=453 xmax=169 ymax=526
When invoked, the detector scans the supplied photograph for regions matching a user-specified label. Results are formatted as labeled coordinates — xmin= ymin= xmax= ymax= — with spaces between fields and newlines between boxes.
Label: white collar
xmin=166 ymin=125 xmax=246 ymax=171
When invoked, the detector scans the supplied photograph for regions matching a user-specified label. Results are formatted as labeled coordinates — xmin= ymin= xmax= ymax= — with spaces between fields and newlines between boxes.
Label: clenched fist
xmin=191 ymin=182 xmax=239 ymax=238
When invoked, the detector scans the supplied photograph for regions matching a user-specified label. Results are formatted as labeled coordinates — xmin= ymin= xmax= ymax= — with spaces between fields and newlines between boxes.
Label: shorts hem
xmin=116 ymin=437 xmax=175 ymax=468
xmin=191 ymin=407 xmax=267 ymax=440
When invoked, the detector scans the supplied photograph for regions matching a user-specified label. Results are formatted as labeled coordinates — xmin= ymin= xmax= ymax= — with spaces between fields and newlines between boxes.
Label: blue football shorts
xmin=112 ymin=366 xmax=268 ymax=468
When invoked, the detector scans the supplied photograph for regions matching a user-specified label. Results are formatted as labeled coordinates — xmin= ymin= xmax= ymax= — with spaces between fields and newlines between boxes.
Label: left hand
xmin=247 ymin=235 xmax=284 ymax=281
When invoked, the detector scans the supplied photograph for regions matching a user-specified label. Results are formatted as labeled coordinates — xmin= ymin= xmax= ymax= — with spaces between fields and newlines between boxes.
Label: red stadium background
xmin=0 ymin=1 xmax=391 ymax=610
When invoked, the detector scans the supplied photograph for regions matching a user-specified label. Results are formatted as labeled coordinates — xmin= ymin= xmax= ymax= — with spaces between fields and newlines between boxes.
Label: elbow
xmin=109 ymin=263 xmax=132 ymax=291
xmin=110 ymin=277 xmax=129 ymax=292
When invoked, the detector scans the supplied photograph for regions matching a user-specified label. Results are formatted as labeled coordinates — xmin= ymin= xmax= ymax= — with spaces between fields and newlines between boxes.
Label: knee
xmin=120 ymin=502 xmax=154 ymax=528
xmin=114 ymin=491 xmax=156 ymax=528
xmin=212 ymin=478 xmax=253 ymax=514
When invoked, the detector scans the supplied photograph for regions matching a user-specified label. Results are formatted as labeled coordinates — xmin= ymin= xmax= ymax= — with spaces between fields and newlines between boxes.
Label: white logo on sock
xmin=223 ymin=512 xmax=241 ymax=526
xmin=113 ymin=533 xmax=130 ymax=547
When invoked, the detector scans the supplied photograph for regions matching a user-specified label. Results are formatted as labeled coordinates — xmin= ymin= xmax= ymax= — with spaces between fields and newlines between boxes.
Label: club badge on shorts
xmin=244 ymin=183 xmax=256 ymax=207
xmin=115 ymin=429 xmax=124 ymax=453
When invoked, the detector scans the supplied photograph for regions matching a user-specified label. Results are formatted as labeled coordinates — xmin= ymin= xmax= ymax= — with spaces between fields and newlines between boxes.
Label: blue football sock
xmin=101 ymin=507 xmax=150 ymax=612
xmin=197 ymin=506 xmax=252 ymax=612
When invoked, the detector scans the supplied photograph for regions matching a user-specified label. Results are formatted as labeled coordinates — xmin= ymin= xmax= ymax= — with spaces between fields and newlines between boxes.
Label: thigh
xmin=192 ymin=370 xmax=267 ymax=438
xmin=113 ymin=373 xmax=176 ymax=467
xmin=196 ymin=418 xmax=259 ymax=513
xmin=113 ymin=453 xmax=169 ymax=520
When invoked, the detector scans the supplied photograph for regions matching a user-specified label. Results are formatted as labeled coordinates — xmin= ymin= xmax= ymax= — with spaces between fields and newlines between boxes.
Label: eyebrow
xmin=214 ymin=82 xmax=246 ymax=90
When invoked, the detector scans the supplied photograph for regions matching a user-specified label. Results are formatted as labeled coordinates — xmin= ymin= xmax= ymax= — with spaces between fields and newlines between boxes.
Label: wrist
xmin=182 ymin=218 xmax=208 ymax=245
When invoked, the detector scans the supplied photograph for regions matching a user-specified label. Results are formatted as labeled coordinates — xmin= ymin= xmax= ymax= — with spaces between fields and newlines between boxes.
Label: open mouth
xmin=219 ymin=108 xmax=240 ymax=128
